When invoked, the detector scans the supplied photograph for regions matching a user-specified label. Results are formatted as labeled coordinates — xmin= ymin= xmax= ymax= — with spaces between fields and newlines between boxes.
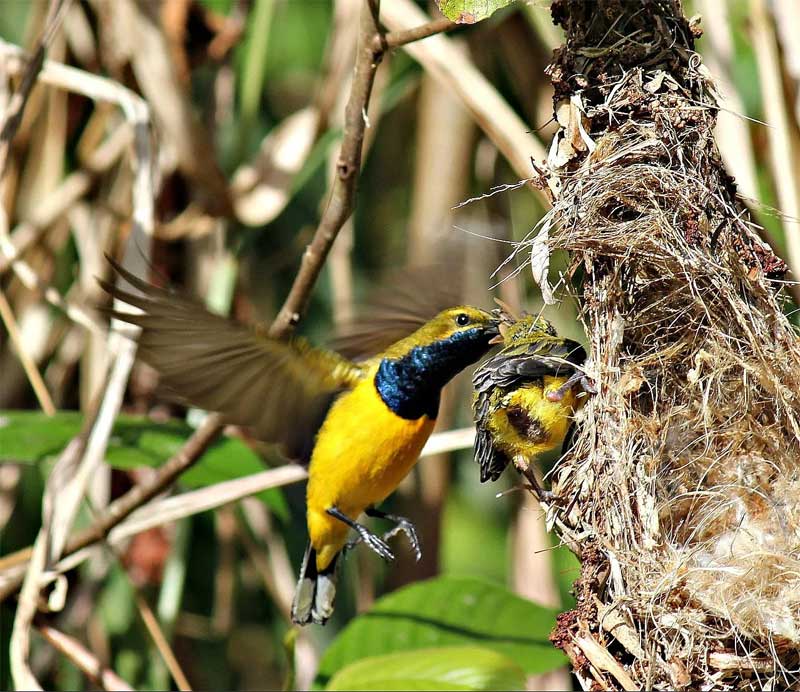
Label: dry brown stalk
xmin=0 ymin=287 xmax=55 ymax=414
xmin=530 ymin=0 xmax=800 ymax=689
xmin=3 ymin=26 xmax=155 ymax=687
xmin=0 ymin=0 xmax=71 ymax=178
xmin=381 ymin=0 xmax=550 ymax=200
xmin=35 ymin=618 xmax=134 ymax=691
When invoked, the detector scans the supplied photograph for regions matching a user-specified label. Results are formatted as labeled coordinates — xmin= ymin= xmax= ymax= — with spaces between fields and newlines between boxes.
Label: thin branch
xmin=270 ymin=0 xmax=383 ymax=334
xmin=35 ymin=618 xmax=135 ymax=692
xmin=133 ymin=590 xmax=192 ymax=692
xmin=0 ymin=287 xmax=56 ymax=415
xmin=380 ymin=16 xmax=456 ymax=49
xmin=7 ymin=0 xmax=394 ymax=579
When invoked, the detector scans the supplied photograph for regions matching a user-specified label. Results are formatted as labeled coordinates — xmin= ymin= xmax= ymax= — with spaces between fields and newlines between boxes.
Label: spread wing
xmin=330 ymin=262 xmax=474 ymax=360
xmin=100 ymin=259 xmax=365 ymax=460
xmin=472 ymin=337 xmax=586 ymax=394
xmin=472 ymin=390 xmax=510 ymax=483
xmin=472 ymin=336 xmax=586 ymax=482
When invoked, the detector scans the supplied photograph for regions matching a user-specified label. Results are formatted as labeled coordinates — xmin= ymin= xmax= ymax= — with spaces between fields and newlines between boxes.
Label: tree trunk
xmin=536 ymin=1 xmax=800 ymax=688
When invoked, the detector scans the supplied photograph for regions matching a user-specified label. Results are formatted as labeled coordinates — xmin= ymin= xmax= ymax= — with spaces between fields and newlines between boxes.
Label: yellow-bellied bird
xmin=472 ymin=312 xmax=591 ymax=492
xmin=101 ymin=260 xmax=499 ymax=625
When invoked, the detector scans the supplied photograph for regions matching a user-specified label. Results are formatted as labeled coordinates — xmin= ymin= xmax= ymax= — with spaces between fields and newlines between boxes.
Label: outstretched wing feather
xmin=101 ymin=258 xmax=364 ymax=458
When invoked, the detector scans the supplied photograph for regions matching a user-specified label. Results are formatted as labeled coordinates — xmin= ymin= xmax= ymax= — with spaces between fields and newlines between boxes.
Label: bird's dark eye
xmin=456 ymin=313 xmax=470 ymax=326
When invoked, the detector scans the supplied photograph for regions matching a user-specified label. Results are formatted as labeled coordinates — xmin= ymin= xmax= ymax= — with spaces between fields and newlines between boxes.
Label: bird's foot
xmin=328 ymin=506 xmax=395 ymax=562
xmin=512 ymin=456 xmax=558 ymax=505
xmin=366 ymin=508 xmax=422 ymax=562
xmin=355 ymin=527 xmax=395 ymax=562
xmin=546 ymin=371 xmax=596 ymax=402
xmin=383 ymin=519 xmax=422 ymax=562
xmin=525 ymin=484 xmax=559 ymax=504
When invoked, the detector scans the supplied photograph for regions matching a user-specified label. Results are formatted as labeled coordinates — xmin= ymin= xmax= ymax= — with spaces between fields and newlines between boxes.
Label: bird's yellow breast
xmin=306 ymin=371 xmax=435 ymax=569
xmin=487 ymin=375 xmax=579 ymax=459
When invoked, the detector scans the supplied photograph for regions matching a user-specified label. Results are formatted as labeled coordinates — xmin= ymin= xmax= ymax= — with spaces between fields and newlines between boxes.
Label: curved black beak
xmin=484 ymin=317 xmax=502 ymax=341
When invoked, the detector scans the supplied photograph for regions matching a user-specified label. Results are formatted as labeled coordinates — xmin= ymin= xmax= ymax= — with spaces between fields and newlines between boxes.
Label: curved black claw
xmin=546 ymin=370 xmax=596 ymax=402
xmin=384 ymin=519 xmax=422 ymax=562
xmin=525 ymin=485 xmax=559 ymax=504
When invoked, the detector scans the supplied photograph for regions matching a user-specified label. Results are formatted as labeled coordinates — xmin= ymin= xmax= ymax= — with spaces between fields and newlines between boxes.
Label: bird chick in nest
xmin=472 ymin=305 xmax=594 ymax=500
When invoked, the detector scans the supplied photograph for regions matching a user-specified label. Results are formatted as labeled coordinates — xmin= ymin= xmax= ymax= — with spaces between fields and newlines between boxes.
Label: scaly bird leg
xmin=546 ymin=371 xmax=597 ymax=402
xmin=326 ymin=507 xmax=395 ymax=562
xmin=365 ymin=507 xmax=422 ymax=562
xmin=512 ymin=454 xmax=557 ymax=504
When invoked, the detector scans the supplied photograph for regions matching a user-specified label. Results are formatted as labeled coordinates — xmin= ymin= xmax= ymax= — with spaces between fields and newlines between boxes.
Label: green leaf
xmin=0 ymin=410 xmax=84 ymax=462
xmin=325 ymin=646 xmax=526 ymax=691
xmin=435 ymin=0 xmax=517 ymax=24
xmin=237 ymin=0 xmax=276 ymax=155
xmin=316 ymin=576 xmax=565 ymax=687
xmin=0 ymin=411 xmax=289 ymax=521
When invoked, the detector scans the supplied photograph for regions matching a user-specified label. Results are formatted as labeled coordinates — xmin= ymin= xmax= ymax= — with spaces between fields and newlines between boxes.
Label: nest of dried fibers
xmin=525 ymin=1 xmax=800 ymax=689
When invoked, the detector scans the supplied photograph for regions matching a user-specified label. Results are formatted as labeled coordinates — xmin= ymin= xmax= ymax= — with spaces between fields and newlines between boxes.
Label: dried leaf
xmin=232 ymin=108 xmax=319 ymax=226
xmin=530 ymin=219 xmax=555 ymax=305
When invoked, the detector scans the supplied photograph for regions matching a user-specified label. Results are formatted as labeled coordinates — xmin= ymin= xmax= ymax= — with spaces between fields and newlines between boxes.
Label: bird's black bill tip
xmin=484 ymin=319 xmax=502 ymax=338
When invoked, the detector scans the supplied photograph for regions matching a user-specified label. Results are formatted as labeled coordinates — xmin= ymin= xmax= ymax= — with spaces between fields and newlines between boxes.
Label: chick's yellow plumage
xmin=101 ymin=260 xmax=498 ymax=626
xmin=472 ymin=313 xmax=588 ymax=484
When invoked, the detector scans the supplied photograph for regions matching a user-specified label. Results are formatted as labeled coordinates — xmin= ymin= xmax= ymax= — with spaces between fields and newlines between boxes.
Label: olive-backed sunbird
xmin=472 ymin=311 xmax=591 ymax=486
xmin=100 ymin=259 xmax=499 ymax=625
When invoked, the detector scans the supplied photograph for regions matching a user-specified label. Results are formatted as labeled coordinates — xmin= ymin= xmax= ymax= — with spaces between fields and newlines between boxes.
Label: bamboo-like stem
xmin=35 ymin=618 xmax=134 ymax=692
xmin=0 ymin=0 xmax=71 ymax=177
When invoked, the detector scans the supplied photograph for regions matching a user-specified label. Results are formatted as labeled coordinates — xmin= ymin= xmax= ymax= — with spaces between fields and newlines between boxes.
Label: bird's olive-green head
xmin=497 ymin=313 xmax=557 ymax=346
xmin=375 ymin=306 xmax=500 ymax=419
xmin=381 ymin=306 xmax=499 ymax=359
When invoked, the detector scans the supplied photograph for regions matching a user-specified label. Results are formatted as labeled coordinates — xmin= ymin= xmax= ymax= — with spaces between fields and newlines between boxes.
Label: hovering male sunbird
xmin=101 ymin=260 xmax=499 ymax=625
xmin=472 ymin=309 xmax=592 ymax=490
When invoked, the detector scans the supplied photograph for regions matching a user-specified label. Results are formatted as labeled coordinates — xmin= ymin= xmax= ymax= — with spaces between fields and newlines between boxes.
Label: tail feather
xmin=291 ymin=544 xmax=340 ymax=626
xmin=291 ymin=544 xmax=316 ymax=625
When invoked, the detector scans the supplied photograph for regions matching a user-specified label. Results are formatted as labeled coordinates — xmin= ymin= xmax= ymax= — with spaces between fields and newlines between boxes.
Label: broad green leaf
xmin=0 ymin=410 xmax=85 ymax=462
xmin=326 ymin=646 xmax=525 ymax=691
xmin=435 ymin=0 xmax=517 ymax=24
xmin=315 ymin=576 xmax=565 ymax=687
xmin=0 ymin=411 xmax=288 ymax=520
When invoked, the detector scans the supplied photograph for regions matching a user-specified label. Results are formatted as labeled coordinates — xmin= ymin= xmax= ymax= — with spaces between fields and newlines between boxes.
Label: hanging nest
xmin=527 ymin=1 xmax=800 ymax=689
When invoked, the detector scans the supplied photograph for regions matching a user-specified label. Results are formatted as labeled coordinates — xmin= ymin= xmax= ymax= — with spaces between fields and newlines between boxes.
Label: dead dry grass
xmin=526 ymin=1 xmax=800 ymax=688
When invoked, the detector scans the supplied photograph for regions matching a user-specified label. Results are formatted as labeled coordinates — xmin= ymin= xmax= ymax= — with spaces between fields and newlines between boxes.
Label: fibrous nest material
xmin=527 ymin=1 xmax=800 ymax=689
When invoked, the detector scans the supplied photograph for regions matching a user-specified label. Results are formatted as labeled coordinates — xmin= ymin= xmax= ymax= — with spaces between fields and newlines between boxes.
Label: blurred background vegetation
xmin=0 ymin=0 xmax=798 ymax=690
